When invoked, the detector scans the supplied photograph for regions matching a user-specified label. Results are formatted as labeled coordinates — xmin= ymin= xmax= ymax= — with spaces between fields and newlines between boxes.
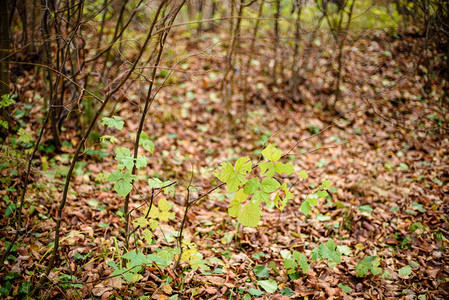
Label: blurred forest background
xmin=0 ymin=0 xmax=448 ymax=299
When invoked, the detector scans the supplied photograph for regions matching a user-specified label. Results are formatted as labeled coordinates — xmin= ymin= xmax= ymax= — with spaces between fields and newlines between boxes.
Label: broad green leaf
xmin=142 ymin=229 xmax=153 ymax=243
xmin=284 ymin=258 xmax=297 ymax=269
xmin=337 ymin=245 xmax=352 ymax=256
xmin=244 ymin=178 xmax=260 ymax=194
xmin=269 ymin=261 xmax=280 ymax=275
xmin=275 ymin=162 xmax=294 ymax=175
xmin=234 ymin=189 xmax=249 ymax=202
xmin=135 ymin=155 xmax=148 ymax=169
xmin=101 ymin=116 xmax=124 ymax=130
xmin=235 ymin=156 xmax=252 ymax=174
xmin=114 ymin=178 xmax=133 ymax=197
xmin=298 ymin=170 xmax=308 ymax=178
xmin=253 ymin=265 xmax=270 ymax=278
xmin=321 ymin=180 xmax=332 ymax=190
xmin=260 ymin=178 xmax=280 ymax=193
xmin=228 ymin=198 xmax=241 ymax=217
xmin=307 ymin=194 xmax=318 ymax=206
xmin=148 ymin=178 xmax=163 ymax=189
xmin=297 ymin=253 xmax=310 ymax=273
xmin=398 ymin=265 xmax=412 ymax=277
xmin=300 ymin=200 xmax=311 ymax=215
xmin=248 ymin=289 xmax=264 ymax=297
xmin=238 ymin=202 xmax=261 ymax=227
xmin=17 ymin=128 xmax=33 ymax=144
xmin=358 ymin=205 xmax=373 ymax=212
xmin=259 ymin=161 xmax=275 ymax=177
xmin=252 ymin=190 xmax=270 ymax=204
xmin=292 ymin=251 xmax=302 ymax=261
xmin=258 ymin=279 xmax=278 ymax=293
xmin=214 ymin=161 xmax=234 ymax=182
xmin=144 ymin=206 xmax=160 ymax=219
xmin=133 ymin=216 xmax=147 ymax=227
xmin=123 ymin=249 xmax=149 ymax=269
xmin=227 ymin=173 xmax=246 ymax=192
xmin=355 ymin=260 xmax=370 ymax=277
xmin=140 ymin=137 xmax=155 ymax=154
xmin=100 ymin=135 xmax=117 ymax=144
xmin=115 ymin=147 xmax=134 ymax=170
xmin=274 ymin=192 xmax=287 ymax=211
xmin=162 ymin=181 xmax=175 ymax=197
xmin=338 ymin=283 xmax=352 ymax=293
xmin=281 ymin=287 xmax=294 ymax=297
xmin=281 ymin=183 xmax=293 ymax=200
xmin=0 ymin=94 xmax=15 ymax=108
xmin=317 ymin=190 xmax=329 ymax=198
xmin=108 ymin=170 xmax=124 ymax=182
xmin=261 ymin=144 xmax=282 ymax=162
xmin=158 ymin=198 xmax=175 ymax=221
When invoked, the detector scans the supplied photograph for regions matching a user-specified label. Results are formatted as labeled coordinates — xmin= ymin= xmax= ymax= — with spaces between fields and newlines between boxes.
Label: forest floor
xmin=1 ymin=27 xmax=449 ymax=299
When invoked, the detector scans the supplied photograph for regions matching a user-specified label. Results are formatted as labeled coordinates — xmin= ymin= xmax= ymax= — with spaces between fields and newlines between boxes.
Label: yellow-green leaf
xmin=261 ymin=144 xmax=282 ymax=162
xmin=238 ymin=202 xmax=261 ymax=227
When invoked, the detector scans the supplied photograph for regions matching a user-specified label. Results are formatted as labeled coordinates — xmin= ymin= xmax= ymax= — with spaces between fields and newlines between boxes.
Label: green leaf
xmin=281 ymin=287 xmax=294 ymax=296
xmin=300 ymin=200 xmax=311 ymax=215
xmin=135 ymin=155 xmax=148 ymax=169
xmin=214 ymin=161 xmax=234 ymax=183
xmin=297 ymin=253 xmax=310 ymax=273
xmin=284 ymin=258 xmax=297 ymax=269
xmin=114 ymin=177 xmax=133 ymax=197
xmin=317 ymin=190 xmax=329 ymax=198
xmin=260 ymin=178 xmax=280 ymax=193
xmin=148 ymin=178 xmax=163 ymax=189
xmin=259 ymin=161 xmax=275 ymax=177
xmin=318 ymin=239 xmax=341 ymax=264
xmin=100 ymin=135 xmax=117 ymax=144
xmin=261 ymin=144 xmax=282 ymax=162
xmin=244 ymin=178 xmax=260 ymax=194
xmin=307 ymin=194 xmax=318 ymax=206
xmin=275 ymin=161 xmax=295 ymax=175
xmin=248 ymin=289 xmax=264 ymax=297
xmin=298 ymin=170 xmax=308 ymax=178
xmin=355 ymin=260 xmax=370 ymax=277
xmin=275 ymin=162 xmax=294 ymax=175
xmin=321 ymin=180 xmax=332 ymax=190
xmin=133 ymin=216 xmax=147 ymax=228
xmin=158 ymin=198 xmax=175 ymax=221
xmin=115 ymin=147 xmax=134 ymax=171
xmin=253 ymin=265 xmax=270 ymax=278
xmin=140 ymin=134 xmax=155 ymax=154
xmin=17 ymin=128 xmax=33 ymax=144
xmin=269 ymin=260 xmax=280 ymax=275
xmin=252 ymin=190 xmax=270 ymax=204
xmin=258 ymin=279 xmax=278 ymax=293
xmin=123 ymin=249 xmax=149 ymax=269
xmin=238 ymin=202 xmax=261 ymax=227
xmin=337 ymin=245 xmax=352 ymax=256
xmin=0 ymin=94 xmax=15 ymax=109
xmin=338 ymin=283 xmax=352 ymax=293
xmin=358 ymin=205 xmax=373 ymax=212
xmin=398 ymin=265 xmax=412 ymax=277
xmin=227 ymin=173 xmax=246 ymax=192
xmin=101 ymin=116 xmax=124 ymax=130
xmin=234 ymin=156 xmax=252 ymax=174
xmin=228 ymin=198 xmax=242 ymax=217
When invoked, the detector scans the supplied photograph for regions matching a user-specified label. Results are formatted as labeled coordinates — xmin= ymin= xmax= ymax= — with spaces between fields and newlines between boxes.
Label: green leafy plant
xmin=355 ymin=256 xmax=382 ymax=277
xmin=283 ymin=250 xmax=310 ymax=279
xmin=311 ymin=238 xmax=341 ymax=268
xmin=214 ymin=144 xmax=304 ymax=227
